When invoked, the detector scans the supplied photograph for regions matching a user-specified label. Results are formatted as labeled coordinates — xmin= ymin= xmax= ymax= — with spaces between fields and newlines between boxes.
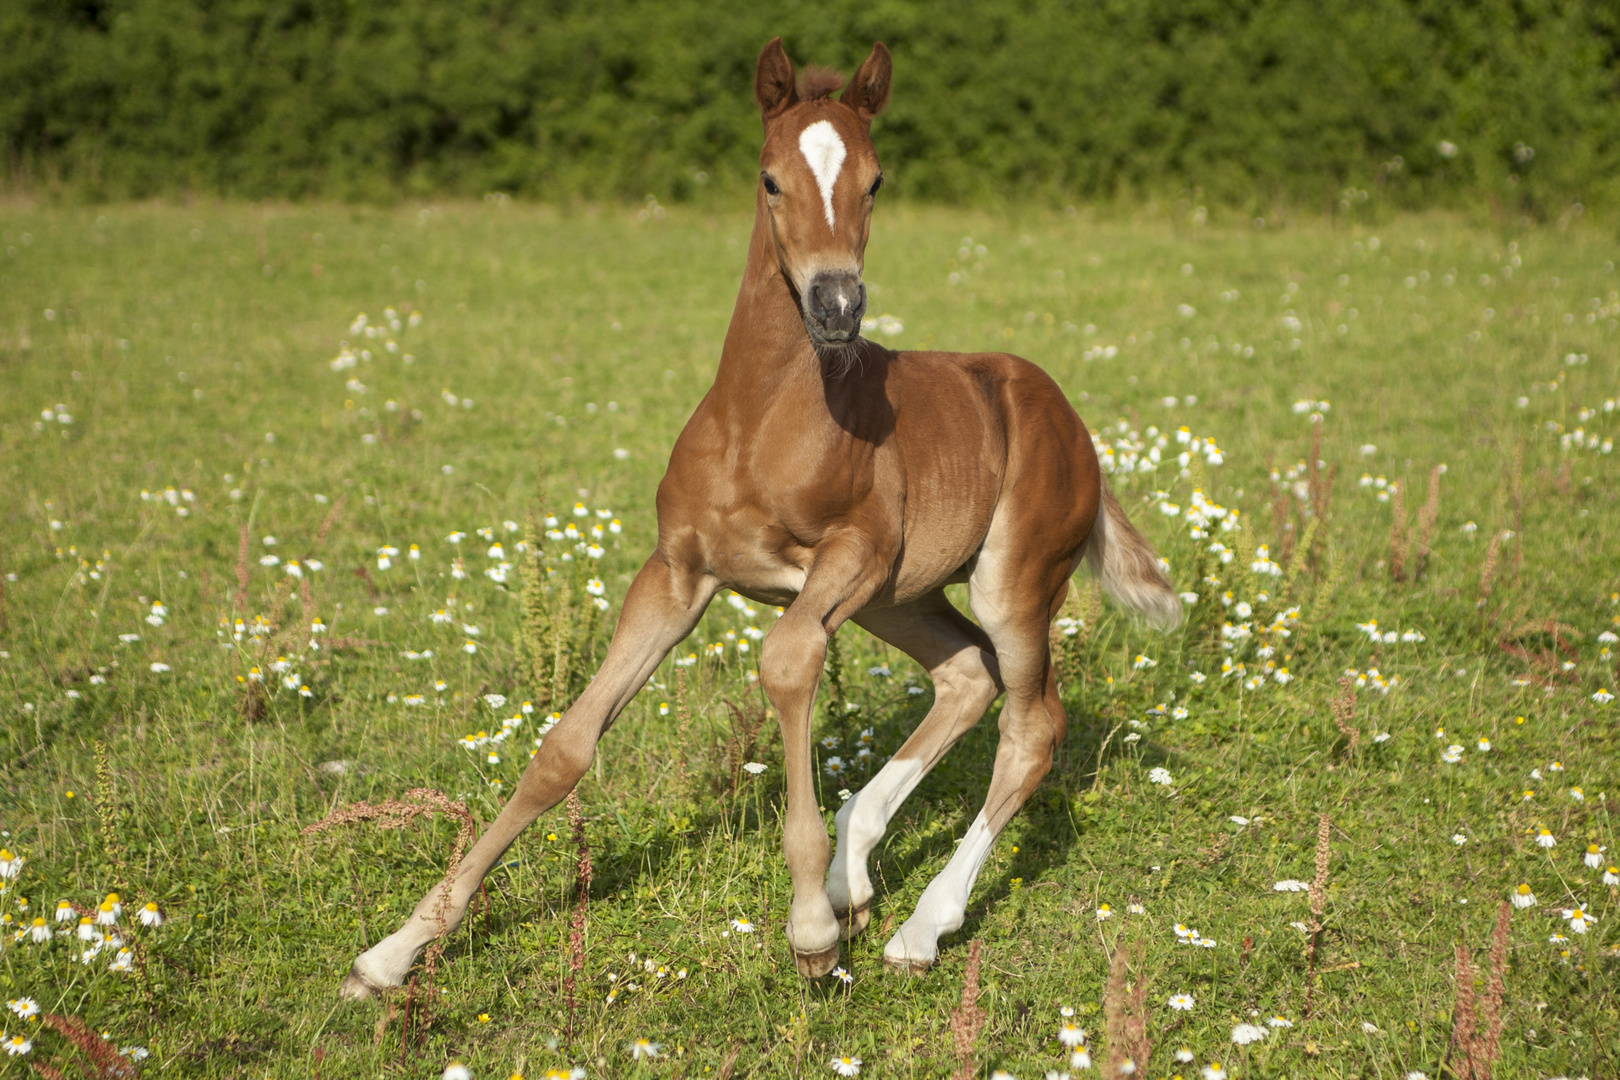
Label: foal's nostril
xmin=805 ymin=272 xmax=867 ymax=341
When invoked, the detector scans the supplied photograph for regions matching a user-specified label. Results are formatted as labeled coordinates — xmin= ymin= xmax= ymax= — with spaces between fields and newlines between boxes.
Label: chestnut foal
xmin=340 ymin=38 xmax=1180 ymax=997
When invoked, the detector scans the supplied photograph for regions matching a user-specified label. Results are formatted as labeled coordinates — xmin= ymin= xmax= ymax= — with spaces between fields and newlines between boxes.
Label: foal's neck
xmin=713 ymin=199 xmax=825 ymax=400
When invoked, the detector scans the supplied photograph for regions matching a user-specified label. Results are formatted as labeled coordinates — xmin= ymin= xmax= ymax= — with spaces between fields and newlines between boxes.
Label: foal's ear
xmin=841 ymin=42 xmax=892 ymax=120
xmin=754 ymin=38 xmax=798 ymax=121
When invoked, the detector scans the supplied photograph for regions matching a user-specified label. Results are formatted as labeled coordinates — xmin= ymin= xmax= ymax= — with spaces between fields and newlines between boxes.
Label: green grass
xmin=0 ymin=199 xmax=1617 ymax=1079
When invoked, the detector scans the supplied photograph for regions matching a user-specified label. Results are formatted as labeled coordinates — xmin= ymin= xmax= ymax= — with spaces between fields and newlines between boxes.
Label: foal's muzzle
xmin=803 ymin=271 xmax=867 ymax=345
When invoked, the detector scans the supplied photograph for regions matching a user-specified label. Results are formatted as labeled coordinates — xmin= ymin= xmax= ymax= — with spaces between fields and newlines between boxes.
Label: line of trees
xmin=4 ymin=0 xmax=1618 ymax=210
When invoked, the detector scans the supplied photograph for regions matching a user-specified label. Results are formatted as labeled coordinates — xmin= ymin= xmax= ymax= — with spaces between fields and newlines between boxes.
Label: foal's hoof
xmin=792 ymin=943 xmax=841 ymax=979
xmin=882 ymin=923 xmax=938 ymax=975
xmin=338 ymin=965 xmax=385 ymax=1001
xmin=835 ymin=903 xmax=871 ymax=938
xmin=882 ymin=954 xmax=933 ymax=976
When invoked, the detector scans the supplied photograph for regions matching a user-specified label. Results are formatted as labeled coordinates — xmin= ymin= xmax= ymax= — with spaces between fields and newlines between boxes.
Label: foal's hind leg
xmin=882 ymin=561 xmax=1072 ymax=972
xmin=826 ymin=592 xmax=1003 ymax=937
xmin=339 ymin=554 xmax=714 ymax=999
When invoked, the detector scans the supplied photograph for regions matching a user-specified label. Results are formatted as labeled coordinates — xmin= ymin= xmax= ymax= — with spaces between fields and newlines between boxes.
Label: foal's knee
xmin=931 ymin=644 xmax=1001 ymax=711
xmin=515 ymin=732 xmax=595 ymax=807
xmin=760 ymin=617 xmax=827 ymax=702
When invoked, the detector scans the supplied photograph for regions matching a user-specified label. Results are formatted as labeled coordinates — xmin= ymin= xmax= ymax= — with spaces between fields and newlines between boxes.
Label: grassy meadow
xmin=0 ymin=198 xmax=1617 ymax=1079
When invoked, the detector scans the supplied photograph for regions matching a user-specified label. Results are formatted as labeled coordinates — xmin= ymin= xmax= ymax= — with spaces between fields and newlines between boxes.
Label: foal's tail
xmin=1083 ymin=482 xmax=1185 ymax=632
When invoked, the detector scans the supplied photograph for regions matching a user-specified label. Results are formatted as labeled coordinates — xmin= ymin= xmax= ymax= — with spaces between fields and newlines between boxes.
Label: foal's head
xmin=753 ymin=38 xmax=892 ymax=348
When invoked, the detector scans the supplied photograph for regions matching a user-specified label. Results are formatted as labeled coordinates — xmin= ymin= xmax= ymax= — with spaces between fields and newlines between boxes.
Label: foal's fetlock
xmin=825 ymin=857 xmax=873 ymax=938
xmin=827 ymin=801 xmax=878 ymax=937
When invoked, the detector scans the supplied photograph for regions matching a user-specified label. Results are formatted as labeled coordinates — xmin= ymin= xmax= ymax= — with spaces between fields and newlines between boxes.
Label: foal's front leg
xmin=339 ymin=553 xmax=714 ymax=999
xmin=758 ymin=538 xmax=887 ymax=977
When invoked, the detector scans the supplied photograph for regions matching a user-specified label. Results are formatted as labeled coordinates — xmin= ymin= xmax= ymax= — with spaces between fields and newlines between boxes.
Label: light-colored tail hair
xmin=1083 ymin=483 xmax=1185 ymax=631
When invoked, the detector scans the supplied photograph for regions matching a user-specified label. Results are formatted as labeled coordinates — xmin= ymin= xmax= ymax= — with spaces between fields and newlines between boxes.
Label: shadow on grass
xmin=413 ymin=681 xmax=1181 ymax=991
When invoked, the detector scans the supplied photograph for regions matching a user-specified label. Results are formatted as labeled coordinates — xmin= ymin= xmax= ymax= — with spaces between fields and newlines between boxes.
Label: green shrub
xmin=3 ymin=0 xmax=1618 ymax=210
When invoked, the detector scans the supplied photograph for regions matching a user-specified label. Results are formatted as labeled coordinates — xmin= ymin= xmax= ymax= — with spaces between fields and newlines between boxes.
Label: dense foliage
xmin=4 ymin=0 xmax=1620 ymax=208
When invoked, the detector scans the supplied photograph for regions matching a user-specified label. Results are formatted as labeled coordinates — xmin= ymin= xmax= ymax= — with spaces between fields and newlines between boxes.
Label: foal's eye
xmin=761 ymin=173 xmax=781 ymax=197
xmin=868 ymin=174 xmax=884 ymax=196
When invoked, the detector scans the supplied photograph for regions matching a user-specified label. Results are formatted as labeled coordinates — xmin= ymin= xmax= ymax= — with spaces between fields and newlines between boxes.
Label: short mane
xmin=797 ymin=65 xmax=845 ymax=100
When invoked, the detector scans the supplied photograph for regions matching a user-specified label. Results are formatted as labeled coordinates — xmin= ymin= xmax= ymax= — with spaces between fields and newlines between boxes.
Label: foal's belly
xmin=725 ymin=561 xmax=810 ymax=608
xmin=720 ymin=518 xmax=985 ymax=612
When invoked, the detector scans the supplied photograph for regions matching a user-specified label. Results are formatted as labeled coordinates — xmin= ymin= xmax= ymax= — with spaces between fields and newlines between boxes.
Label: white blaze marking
xmin=798 ymin=120 xmax=846 ymax=231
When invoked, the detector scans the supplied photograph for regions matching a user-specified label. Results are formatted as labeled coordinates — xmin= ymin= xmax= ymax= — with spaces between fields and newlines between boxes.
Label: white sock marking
xmin=885 ymin=810 xmax=999 ymax=965
xmin=829 ymin=757 xmax=924 ymax=912
xmin=798 ymin=120 xmax=846 ymax=231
